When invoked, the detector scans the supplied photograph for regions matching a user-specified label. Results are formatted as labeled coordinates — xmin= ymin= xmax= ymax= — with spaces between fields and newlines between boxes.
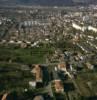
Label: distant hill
xmin=0 ymin=0 xmax=97 ymax=6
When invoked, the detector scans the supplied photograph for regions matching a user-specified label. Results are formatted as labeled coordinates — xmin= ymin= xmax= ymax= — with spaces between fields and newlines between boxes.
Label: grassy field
xmin=75 ymin=70 xmax=97 ymax=97
xmin=0 ymin=45 xmax=54 ymax=64
xmin=0 ymin=62 xmax=34 ymax=94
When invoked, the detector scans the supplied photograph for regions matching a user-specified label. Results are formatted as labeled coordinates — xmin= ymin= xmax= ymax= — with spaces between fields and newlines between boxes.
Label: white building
xmin=72 ymin=23 xmax=82 ymax=30
xmin=88 ymin=26 xmax=97 ymax=33
xmin=72 ymin=23 xmax=87 ymax=32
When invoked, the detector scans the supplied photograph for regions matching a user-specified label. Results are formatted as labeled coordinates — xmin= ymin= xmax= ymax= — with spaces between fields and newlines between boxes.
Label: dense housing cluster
xmin=0 ymin=6 xmax=97 ymax=100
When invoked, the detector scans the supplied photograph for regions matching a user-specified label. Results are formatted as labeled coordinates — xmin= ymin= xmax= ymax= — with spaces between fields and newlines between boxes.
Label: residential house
xmin=53 ymin=80 xmax=64 ymax=93
xmin=31 ymin=65 xmax=43 ymax=82
xmin=58 ymin=63 xmax=67 ymax=72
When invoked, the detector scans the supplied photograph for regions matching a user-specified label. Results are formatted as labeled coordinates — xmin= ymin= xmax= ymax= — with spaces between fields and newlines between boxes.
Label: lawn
xmin=0 ymin=45 xmax=54 ymax=64
xmin=75 ymin=71 xmax=97 ymax=97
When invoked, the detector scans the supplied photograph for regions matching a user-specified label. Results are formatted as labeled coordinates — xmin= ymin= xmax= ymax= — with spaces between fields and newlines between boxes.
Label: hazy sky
xmin=73 ymin=0 xmax=91 ymax=3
